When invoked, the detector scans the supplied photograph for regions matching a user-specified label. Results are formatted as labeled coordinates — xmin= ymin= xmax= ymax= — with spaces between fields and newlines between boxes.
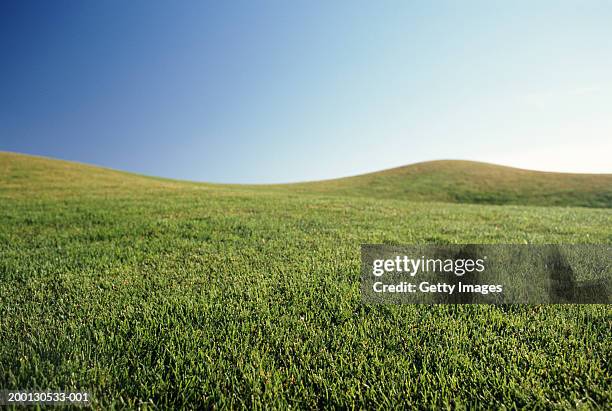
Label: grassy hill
xmin=0 ymin=151 xmax=195 ymax=197
xmin=1 ymin=151 xmax=611 ymax=408
xmin=2 ymin=152 xmax=610 ymax=207
xmin=286 ymin=160 xmax=612 ymax=208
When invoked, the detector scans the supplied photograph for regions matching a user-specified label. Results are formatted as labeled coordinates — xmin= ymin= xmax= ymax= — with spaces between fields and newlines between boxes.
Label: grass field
xmin=1 ymin=151 xmax=611 ymax=409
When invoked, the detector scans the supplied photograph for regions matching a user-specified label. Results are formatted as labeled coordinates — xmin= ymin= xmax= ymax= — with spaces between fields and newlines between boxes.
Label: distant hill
xmin=1 ymin=152 xmax=611 ymax=208
xmin=287 ymin=160 xmax=612 ymax=208
xmin=0 ymin=151 xmax=193 ymax=199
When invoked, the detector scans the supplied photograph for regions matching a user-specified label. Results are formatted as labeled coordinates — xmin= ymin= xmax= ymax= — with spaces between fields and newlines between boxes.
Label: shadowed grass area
xmin=0 ymin=151 xmax=610 ymax=408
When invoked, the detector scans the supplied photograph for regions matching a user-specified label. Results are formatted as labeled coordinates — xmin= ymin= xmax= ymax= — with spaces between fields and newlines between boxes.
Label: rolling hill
xmin=1 ymin=150 xmax=611 ymax=408
xmin=1 ymin=151 xmax=611 ymax=207
xmin=288 ymin=160 xmax=612 ymax=208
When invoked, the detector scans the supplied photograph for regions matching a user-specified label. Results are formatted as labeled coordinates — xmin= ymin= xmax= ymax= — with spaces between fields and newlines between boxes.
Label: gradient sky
xmin=1 ymin=1 xmax=611 ymax=183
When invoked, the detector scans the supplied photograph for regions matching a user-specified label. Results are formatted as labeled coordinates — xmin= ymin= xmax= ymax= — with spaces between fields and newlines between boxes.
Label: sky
xmin=1 ymin=1 xmax=611 ymax=183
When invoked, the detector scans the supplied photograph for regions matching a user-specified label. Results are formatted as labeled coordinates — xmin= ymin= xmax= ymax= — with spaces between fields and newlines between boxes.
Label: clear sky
xmin=1 ymin=1 xmax=610 ymax=183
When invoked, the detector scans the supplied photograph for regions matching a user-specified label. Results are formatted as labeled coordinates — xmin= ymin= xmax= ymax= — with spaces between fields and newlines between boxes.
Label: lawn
xmin=1 ymin=152 xmax=610 ymax=408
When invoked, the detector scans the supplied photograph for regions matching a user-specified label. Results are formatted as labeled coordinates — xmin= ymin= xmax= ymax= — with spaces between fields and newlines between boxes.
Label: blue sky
xmin=1 ymin=1 xmax=610 ymax=183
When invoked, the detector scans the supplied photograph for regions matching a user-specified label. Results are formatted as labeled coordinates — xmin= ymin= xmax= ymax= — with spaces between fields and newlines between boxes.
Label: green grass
xmin=284 ymin=160 xmax=612 ymax=208
xmin=0 ymin=151 xmax=610 ymax=409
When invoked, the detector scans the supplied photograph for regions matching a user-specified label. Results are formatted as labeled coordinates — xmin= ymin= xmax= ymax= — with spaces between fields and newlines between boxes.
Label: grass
xmin=0 ymin=151 xmax=611 ymax=409
xmin=284 ymin=160 xmax=612 ymax=208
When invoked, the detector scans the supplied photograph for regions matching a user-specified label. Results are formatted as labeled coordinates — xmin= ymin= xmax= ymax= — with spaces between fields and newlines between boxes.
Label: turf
xmin=0 ymin=151 xmax=610 ymax=409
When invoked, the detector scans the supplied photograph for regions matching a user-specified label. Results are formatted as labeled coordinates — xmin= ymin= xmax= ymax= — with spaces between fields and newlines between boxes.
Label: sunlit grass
xmin=1 ymin=152 xmax=610 ymax=408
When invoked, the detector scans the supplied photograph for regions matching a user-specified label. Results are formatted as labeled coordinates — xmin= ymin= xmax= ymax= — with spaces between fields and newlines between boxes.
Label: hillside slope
xmin=1 ymin=151 xmax=611 ymax=207
xmin=286 ymin=160 xmax=612 ymax=208
xmin=0 ymin=151 xmax=201 ymax=199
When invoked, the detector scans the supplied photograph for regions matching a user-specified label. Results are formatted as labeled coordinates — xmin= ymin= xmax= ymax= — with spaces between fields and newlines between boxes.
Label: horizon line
xmin=2 ymin=150 xmax=611 ymax=186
